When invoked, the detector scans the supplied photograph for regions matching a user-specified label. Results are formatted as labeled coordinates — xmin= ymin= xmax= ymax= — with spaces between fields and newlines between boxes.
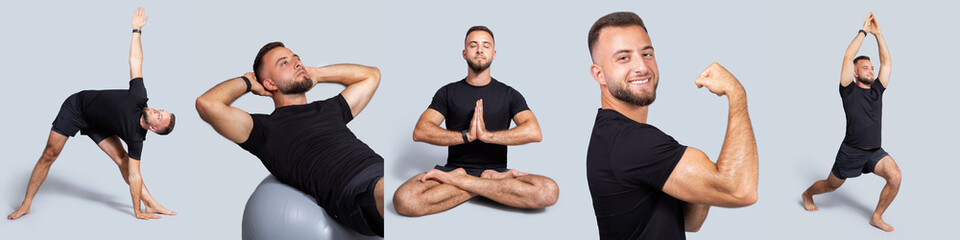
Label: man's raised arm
xmin=308 ymin=64 xmax=381 ymax=118
xmin=866 ymin=13 xmax=892 ymax=87
xmin=129 ymin=7 xmax=147 ymax=80
xmin=840 ymin=14 xmax=873 ymax=87
xmin=661 ymin=62 xmax=759 ymax=208
xmin=196 ymin=72 xmax=271 ymax=143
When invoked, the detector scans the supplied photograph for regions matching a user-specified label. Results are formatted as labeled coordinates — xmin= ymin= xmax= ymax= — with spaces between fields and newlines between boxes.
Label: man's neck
xmin=856 ymin=80 xmax=872 ymax=89
xmin=139 ymin=113 xmax=149 ymax=130
xmin=465 ymin=69 xmax=492 ymax=86
xmin=272 ymin=93 xmax=309 ymax=108
xmin=600 ymin=89 xmax=649 ymax=124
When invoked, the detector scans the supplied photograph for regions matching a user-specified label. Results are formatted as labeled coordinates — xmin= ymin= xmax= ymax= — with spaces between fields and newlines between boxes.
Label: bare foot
xmin=419 ymin=168 xmax=466 ymax=183
xmin=870 ymin=216 xmax=894 ymax=232
xmin=135 ymin=211 xmax=161 ymax=220
xmin=801 ymin=192 xmax=818 ymax=211
xmin=145 ymin=204 xmax=177 ymax=216
xmin=7 ymin=208 xmax=30 ymax=220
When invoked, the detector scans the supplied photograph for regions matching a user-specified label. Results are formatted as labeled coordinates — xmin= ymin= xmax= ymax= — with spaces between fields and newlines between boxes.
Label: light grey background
xmin=2 ymin=0 xmax=957 ymax=239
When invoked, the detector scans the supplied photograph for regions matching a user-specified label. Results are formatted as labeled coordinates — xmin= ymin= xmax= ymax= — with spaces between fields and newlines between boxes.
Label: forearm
xmin=413 ymin=122 xmax=468 ymax=146
xmin=127 ymin=163 xmax=144 ymax=214
xmin=129 ymin=32 xmax=143 ymax=79
xmin=715 ymin=90 xmax=758 ymax=200
xmin=311 ymin=64 xmax=379 ymax=86
xmin=844 ymin=32 xmax=867 ymax=59
xmin=876 ymin=33 xmax=891 ymax=66
xmin=480 ymin=123 xmax=542 ymax=146
xmin=197 ymin=77 xmax=248 ymax=118
xmin=683 ymin=201 xmax=710 ymax=232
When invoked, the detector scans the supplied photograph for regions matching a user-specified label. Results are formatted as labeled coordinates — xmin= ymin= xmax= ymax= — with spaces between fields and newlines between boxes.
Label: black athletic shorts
xmin=433 ymin=164 xmax=508 ymax=178
xmin=832 ymin=143 xmax=890 ymax=179
xmin=330 ymin=162 xmax=383 ymax=237
xmin=51 ymin=93 xmax=109 ymax=144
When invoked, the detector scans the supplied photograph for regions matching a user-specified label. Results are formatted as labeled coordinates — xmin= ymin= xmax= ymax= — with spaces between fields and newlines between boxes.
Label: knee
xmin=529 ymin=177 xmax=559 ymax=208
xmin=392 ymin=185 xmax=426 ymax=217
xmin=824 ymin=181 xmax=843 ymax=192
xmin=886 ymin=170 xmax=902 ymax=189
xmin=40 ymin=147 xmax=62 ymax=164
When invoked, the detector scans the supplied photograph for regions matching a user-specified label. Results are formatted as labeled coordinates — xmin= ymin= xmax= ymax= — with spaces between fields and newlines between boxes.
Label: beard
xmin=467 ymin=58 xmax=492 ymax=73
xmin=609 ymin=80 xmax=657 ymax=107
xmin=278 ymin=77 xmax=314 ymax=95
xmin=856 ymin=75 xmax=874 ymax=85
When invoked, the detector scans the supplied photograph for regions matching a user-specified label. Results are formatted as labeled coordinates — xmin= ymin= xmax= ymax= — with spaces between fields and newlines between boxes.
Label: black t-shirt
xmin=427 ymin=78 xmax=529 ymax=169
xmin=840 ymin=79 xmax=884 ymax=148
xmin=77 ymin=78 xmax=148 ymax=160
xmin=587 ymin=109 xmax=688 ymax=240
xmin=239 ymin=94 xmax=383 ymax=211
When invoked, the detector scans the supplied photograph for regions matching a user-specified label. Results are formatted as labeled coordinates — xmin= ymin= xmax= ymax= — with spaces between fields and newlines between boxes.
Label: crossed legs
xmin=393 ymin=168 xmax=559 ymax=217
xmin=801 ymin=156 xmax=901 ymax=232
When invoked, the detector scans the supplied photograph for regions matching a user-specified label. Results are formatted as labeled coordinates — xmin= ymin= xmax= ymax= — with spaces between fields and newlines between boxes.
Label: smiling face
xmin=260 ymin=47 xmax=314 ymax=95
xmin=463 ymin=30 xmax=496 ymax=73
xmin=591 ymin=25 xmax=659 ymax=107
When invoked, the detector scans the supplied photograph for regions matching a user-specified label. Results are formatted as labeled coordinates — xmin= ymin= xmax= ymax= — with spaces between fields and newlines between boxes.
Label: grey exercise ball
xmin=242 ymin=175 xmax=382 ymax=240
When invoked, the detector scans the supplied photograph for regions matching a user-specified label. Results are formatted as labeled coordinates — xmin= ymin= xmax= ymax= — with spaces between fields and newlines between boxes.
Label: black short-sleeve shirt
xmin=427 ymin=78 xmax=529 ymax=169
xmin=239 ymin=94 xmax=383 ymax=211
xmin=77 ymin=78 xmax=149 ymax=160
xmin=587 ymin=109 xmax=688 ymax=240
xmin=840 ymin=79 xmax=884 ymax=148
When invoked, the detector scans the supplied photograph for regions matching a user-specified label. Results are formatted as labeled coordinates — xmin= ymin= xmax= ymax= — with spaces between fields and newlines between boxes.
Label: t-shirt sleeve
xmin=238 ymin=114 xmax=267 ymax=155
xmin=126 ymin=140 xmax=143 ymax=160
xmin=609 ymin=126 xmax=687 ymax=190
xmin=427 ymin=86 xmax=448 ymax=117
xmin=128 ymin=78 xmax=147 ymax=98
xmin=874 ymin=77 xmax=886 ymax=93
xmin=507 ymin=87 xmax=530 ymax=118
xmin=331 ymin=94 xmax=354 ymax=124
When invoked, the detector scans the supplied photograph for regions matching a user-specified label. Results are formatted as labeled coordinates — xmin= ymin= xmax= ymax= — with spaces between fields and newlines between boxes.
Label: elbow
xmin=195 ymin=97 xmax=210 ymax=117
xmin=411 ymin=128 xmax=425 ymax=143
xmin=531 ymin=131 xmax=543 ymax=143
xmin=685 ymin=225 xmax=702 ymax=233
xmin=368 ymin=66 xmax=381 ymax=84
xmin=729 ymin=188 xmax=758 ymax=207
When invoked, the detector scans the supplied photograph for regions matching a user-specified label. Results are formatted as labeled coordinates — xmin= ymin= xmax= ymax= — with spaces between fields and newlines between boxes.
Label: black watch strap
xmin=240 ymin=76 xmax=252 ymax=93
xmin=461 ymin=130 xmax=469 ymax=143
xmin=858 ymin=29 xmax=867 ymax=37
xmin=133 ymin=29 xmax=142 ymax=33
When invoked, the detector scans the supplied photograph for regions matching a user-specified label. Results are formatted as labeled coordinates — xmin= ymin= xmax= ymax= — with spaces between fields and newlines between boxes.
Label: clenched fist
xmin=695 ymin=62 xmax=743 ymax=97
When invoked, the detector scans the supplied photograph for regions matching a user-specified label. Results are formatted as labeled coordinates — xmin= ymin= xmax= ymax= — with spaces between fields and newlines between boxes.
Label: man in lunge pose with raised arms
xmin=801 ymin=12 xmax=901 ymax=232
xmin=8 ymin=7 xmax=177 ymax=220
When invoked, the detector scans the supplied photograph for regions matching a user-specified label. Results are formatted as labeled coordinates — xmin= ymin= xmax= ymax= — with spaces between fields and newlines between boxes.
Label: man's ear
xmin=591 ymin=64 xmax=606 ymax=86
xmin=262 ymin=78 xmax=279 ymax=92
xmin=462 ymin=49 xmax=468 ymax=60
xmin=148 ymin=125 xmax=159 ymax=132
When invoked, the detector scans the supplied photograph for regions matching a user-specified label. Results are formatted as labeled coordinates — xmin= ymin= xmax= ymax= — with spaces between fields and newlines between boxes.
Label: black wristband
xmin=858 ymin=29 xmax=866 ymax=37
xmin=132 ymin=29 xmax=142 ymax=34
xmin=240 ymin=76 xmax=252 ymax=93
xmin=461 ymin=130 xmax=470 ymax=143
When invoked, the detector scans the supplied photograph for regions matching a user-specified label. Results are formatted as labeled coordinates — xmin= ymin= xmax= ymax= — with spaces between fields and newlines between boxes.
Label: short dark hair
xmin=588 ymin=12 xmax=648 ymax=57
xmin=853 ymin=55 xmax=871 ymax=65
xmin=253 ymin=41 xmax=286 ymax=83
xmin=157 ymin=113 xmax=175 ymax=135
xmin=465 ymin=26 xmax=494 ymax=43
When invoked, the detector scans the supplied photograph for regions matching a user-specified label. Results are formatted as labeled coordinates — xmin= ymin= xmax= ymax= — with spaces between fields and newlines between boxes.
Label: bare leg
xmin=801 ymin=172 xmax=845 ymax=211
xmin=420 ymin=168 xmax=558 ymax=209
xmin=452 ymin=169 xmax=558 ymax=209
xmin=8 ymin=131 xmax=69 ymax=220
xmin=393 ymin=169 xmax=477 ymax=217
xmin=96 ymin=136 xmax=175 ymax=215
xmin=869 ymin=156 xmax=900 ymax=232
